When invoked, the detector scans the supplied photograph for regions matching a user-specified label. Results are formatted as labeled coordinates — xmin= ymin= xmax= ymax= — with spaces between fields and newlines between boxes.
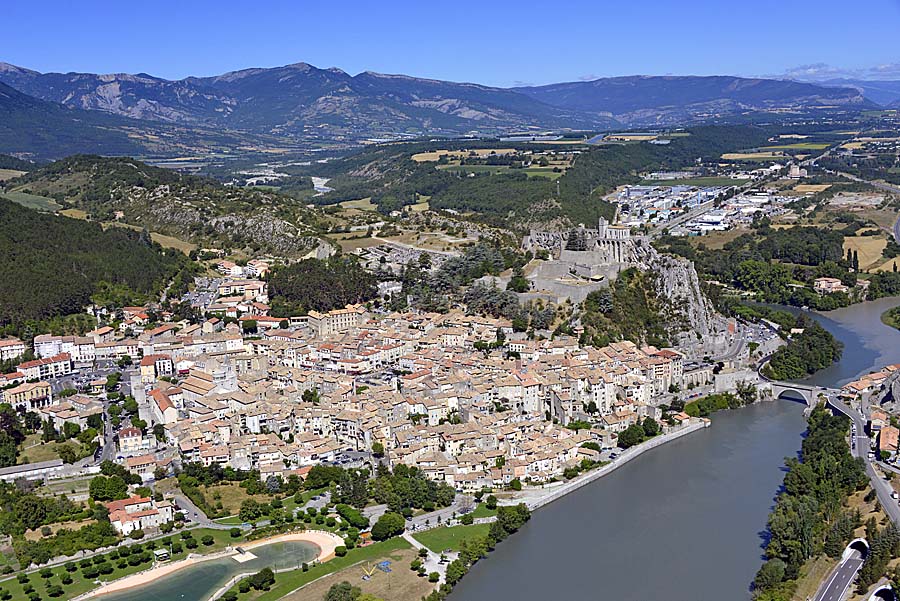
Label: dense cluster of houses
xmin=0 ymin=272 xmax=699 ymax=494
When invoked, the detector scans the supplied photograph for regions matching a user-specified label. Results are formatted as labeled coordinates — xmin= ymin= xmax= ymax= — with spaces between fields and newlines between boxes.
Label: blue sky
xmin=3 ymin=0 xmax=900 ymax=86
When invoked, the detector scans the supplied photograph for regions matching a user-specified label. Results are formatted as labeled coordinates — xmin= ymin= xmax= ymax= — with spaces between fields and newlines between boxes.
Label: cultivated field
xmin=411 ymin=148 xmax=516 ymax=162
xmin=1 ymin=191 xmax=62 ymax=212
xmin=793 ymin=184 xmax=832 ymax=194
xmin=760 ymin=142 xmax=830 ymax=151
xmin=721 ymin=152 xmax=786 ymax=161
xmin=843 ymin=236 xmax=888 ymax=270
xmin=338 ymin=197 xmax=377 ymax=211
xmin=0 ymin=169 xmax=26 ymax=182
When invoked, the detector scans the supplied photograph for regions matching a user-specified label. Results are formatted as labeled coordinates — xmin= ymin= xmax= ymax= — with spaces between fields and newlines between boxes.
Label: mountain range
xmin=0 ymin=60 xmax=883 ymax=159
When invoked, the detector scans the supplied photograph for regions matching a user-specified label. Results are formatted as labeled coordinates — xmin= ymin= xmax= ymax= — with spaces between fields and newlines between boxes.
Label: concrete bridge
xmin=769 ymin=381 xmax=820 ymax=405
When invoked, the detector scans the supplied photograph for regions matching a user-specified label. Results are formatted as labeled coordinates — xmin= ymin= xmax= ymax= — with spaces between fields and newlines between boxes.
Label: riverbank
xmin=508 ymin=419 xmax=709 ymax=511
xmin=82 ymin=530 xmax=341 ymax=599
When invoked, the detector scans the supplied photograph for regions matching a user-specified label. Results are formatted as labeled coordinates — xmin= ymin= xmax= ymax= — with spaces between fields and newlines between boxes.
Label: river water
xmin=451 ymin=297 xmax=900 ymax=601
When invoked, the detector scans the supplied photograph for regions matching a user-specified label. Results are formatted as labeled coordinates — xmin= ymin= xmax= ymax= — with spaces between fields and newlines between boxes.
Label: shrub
xmin=238 ymin=580 xmax=250 ymax=594
xmin=60 ymin=574 xmax=73 ymax=585
xmin=47 ymin=585 xmax=63 ymax=598
xmin=39 ymin=568 xmax=53 ymax=578
xmin=334 ymin=546 xmax=347 ymax=557
xmin=222 ymin=593 xmax=238 ymax=601
xmin=17 ymin=574 xmax=29 ymax=584
xmin=129 ymin=529 xmax=145 ymax=540
xmin=460 ymin=513 xmax=474 ymax=525
xmin=201 ymin=535 xmax=214 ymax=546
xmin=229 ymin=527 xmax=241 ymax=538
xmin=428 ymin=572 xmax=440 ymax=583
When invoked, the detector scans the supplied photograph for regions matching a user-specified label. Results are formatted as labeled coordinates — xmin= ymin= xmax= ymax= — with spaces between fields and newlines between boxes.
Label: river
xmin=451 ymin=297 xmax=900 ymax=601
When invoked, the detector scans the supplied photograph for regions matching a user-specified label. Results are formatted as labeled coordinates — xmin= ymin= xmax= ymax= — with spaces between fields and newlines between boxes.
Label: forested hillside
xmin=7 ymin=155 xmax=326 ymax=256
xmin=0 ymin=199 xmax=186 ymax=331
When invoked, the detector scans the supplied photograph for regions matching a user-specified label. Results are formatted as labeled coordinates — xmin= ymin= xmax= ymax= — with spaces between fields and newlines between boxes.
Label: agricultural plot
xmin=1 ymin=191 xmax=62 ymax=212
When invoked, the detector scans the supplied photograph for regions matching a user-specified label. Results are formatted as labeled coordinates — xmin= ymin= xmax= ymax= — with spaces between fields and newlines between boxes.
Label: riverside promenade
xmin=513 ymin=419 xmax=709 ymax=511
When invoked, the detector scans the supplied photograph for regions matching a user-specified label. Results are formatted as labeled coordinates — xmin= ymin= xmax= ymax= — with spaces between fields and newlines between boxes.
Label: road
xmin=407 ymin=494 xmax=474 ymax=531
xmin=172 ymin=493 xmax=234 ymax=530
xmin=813 ymin=548 xmax=865 ymax=601
xmin=827 ymin=396 xmax=900 ymax=526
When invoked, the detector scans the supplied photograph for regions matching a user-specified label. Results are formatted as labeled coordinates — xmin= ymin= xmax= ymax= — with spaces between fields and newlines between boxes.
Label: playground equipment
xmin=362 ymin=563 xmax=377 ymax=580
xmin=377 ymin=560 xmax=392 ymax=573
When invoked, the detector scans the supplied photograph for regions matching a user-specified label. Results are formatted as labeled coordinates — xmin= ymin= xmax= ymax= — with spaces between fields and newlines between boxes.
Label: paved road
xmin=407 ymin=494 xmax=474 ymax=531
xmin=172 ymin=493 xmax=233 ymax=530
xmin=813 ymin=549 xmax=865 ymax=601
xmin=827 ymin=396 xmax=900 ymax=526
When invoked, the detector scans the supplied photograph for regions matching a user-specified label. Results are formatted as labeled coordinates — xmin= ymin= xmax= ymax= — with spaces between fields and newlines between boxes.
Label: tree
xmin=238 ymin=499 xmax=262 ymax=523
xmin=89 ymin=475 xmax=128 ymax=501
xmin=642 ymin=417 xmax=659 ymax=437
xmin=371 ymin=512 xmax=405 ymax=541
xmin=617 ymin=423 xmax=645 ymax=449
xmin=324 ymin=581 xmax=360 ymax=601
xmin=753 ymin=558 xmax=786 ymax=592
xmin=247 ymin=567 xmax=275 ymax=591
xmin=0 ymin=432 xmax=18 ymax=468
xmin=371 ymin=441 xmax=384 ymax=457
xmin=485 ymin=495 xmax=497 ymax=510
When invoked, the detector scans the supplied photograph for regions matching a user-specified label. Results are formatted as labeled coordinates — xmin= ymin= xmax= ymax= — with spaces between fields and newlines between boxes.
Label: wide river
xmin=451 ymin=296 xmax=900 ymax=601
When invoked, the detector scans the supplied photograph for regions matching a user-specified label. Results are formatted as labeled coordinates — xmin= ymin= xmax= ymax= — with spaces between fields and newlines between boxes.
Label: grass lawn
xmin=241 ymin=538 xmax=412 ymax=601
xmin=199 ymin=482 xmax=275 ymax=517
xmin=0 ymin=527 xmax=237 ymax=601
xmin=412 ymin=523 xmax=491 ymax=553
xmin=1 ymin=191 xmax=62 ymax=212
xmin=279 ymin=546 xmax=432 ymax=601
xmin=470 ymin=504 xmax=497 ymax=519
xmin=640 ymin=177 xmax=748 ymax=187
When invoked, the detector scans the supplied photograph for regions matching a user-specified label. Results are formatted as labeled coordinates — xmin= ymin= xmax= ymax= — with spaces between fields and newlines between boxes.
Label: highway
xmin=813 ymin=548 xmax=865 ymax=601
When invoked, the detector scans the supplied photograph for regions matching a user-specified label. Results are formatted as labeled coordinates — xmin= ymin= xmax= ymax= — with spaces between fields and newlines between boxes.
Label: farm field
xmin=793 ymin=184 xmax=832 ymax=193
xmin=721 ymin=152 xmax=786 ymax=161
xmin=0 ymin=169 xmax=26 ymax=181
xmin=1 ymin=191 xmax=62 ymax=212
xmin=411 ymin=148 xmax=516 ymax=162
xmin=688 ymin=227 xmax=750 ymax=250
xmin=759 ymin=142 xmax=830 ymax=151
xmin=843 ymin=235 xmax=888 ymax=270
xmin=338 ymin=197 xmax=377 ymax=211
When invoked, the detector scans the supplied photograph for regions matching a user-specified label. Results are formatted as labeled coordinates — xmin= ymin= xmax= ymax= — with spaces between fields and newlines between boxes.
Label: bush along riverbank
xmin=762 ymin=315 xmax=843 ymax=381
xmin=683 ymin=383 xmax=759 ymax=418
xmin=752 ymin=406 xmax=869 ymax=600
